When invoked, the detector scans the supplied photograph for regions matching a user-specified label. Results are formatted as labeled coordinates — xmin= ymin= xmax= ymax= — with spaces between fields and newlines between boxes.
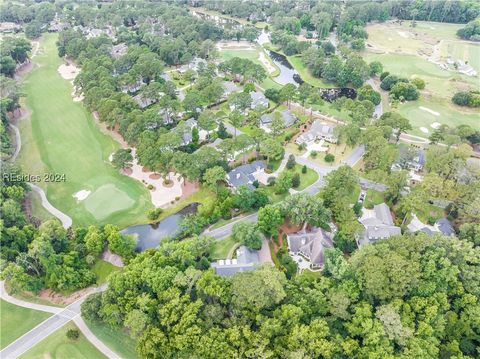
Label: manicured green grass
xmin=27 ymin=189 xmax=54 ymax=222
xmin=290 ymin=164 xmax=318 ymax=191
xmin=415 ymin=204 xmax=445 ymax=224
xmin=0 ymin=300 xmax=51 ymax=349
xmin=287 ymin=55 xmax=335 ymax=88
xmin=348 ymin=184 xmax=361 ymax=205
xmin=156 ymin=187 xmax=216 ymax=222
xmin=85 ymin=320 xmax=138 ymax=359
xmin=299 ymin=270 xmax=322 ymax=280
xmin=91 ymin=260 xmax=121 ymax=285
xmin=208 ymin=236 xmax=238 ymax=259
xmin=19 ymin=322 xmax=105 ymax=359
xmin=19 ymin=34 xmax=152 ymax=227
xmin=364 ymin=189 xmax=385 ymax=209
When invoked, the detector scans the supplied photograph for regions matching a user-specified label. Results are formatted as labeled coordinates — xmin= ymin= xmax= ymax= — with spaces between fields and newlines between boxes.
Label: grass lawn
xmin=0 ymin=300 xmax=51 ymax=349
xmin=19 ymin=34 xmax=152 ymax=228
xmin=156 ymin=187 xmax=216 ymax=222
xmin=299 ymin=270 xmax=322 ymax=280
xmin=287 ymin=55 xmax=335 ymax=88
xmin=91 ymin=260 xmax=121 ymax=285
xmin=290 ymin=164 xmax=318 ymax=191
xmin=362 ymin=22 xmax=479 ymax=134
xmin=4 ymin=281 xmax=64 ymax=308
xmin=364 ymin=189 xmax=385 ymax=209
xmin=19 ymin=322 xmax=105 ymax=359
xmin=27 ymin=189 xmax=54 ymax=222
xmin=309 ymin=144 xmax=355 ymax=167
xmin=347 ymin=184 xmax=361 ymax=205
xmin=415 ymin=204 xmax=445 ymax=224
xmin=208 ymin=236 xmax=238 ymax=259
xmin=85 ymin=320 xmax=138 ymax=359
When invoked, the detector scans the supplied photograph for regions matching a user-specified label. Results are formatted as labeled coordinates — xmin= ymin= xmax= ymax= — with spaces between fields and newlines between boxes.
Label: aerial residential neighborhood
xmin=1 ymin=1 xmax=479 ymax=358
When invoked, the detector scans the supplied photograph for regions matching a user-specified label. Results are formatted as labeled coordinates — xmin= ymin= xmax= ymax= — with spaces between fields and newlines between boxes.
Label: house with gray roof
xmin=407 ymin=214 xmax=455 ymax=237
xmin=357 ymin=203 xmax=401 ymax=247
xmin=260 ymin=109 xmax=296 ymax=132
xmin=435 ymin=218 xmax=455 ymax=236
xmin=391 ymin=147 xmax=425 ymax=172
xmin=250 ymin=91 xmax=269 ymax=109
xmin=226 ymin=161 xmax=266 ymax=190
xmin=222 ymin=81 xmax=242 ymax=98
xmin=133 ymin=93 xmax=157 ymax=109
xmin=296 ymin=120 xmax=338 ymax=145
xmin=287 ymin=228 xmax=333 ymax=269
xmin=211 ymin=245 xmax=260 ymax=276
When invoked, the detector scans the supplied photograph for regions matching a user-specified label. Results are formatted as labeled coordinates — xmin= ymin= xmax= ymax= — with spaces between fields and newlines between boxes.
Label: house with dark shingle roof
xmin=287 ymin=228 xmax=333 ymax=269
xmin=250 ymin=91 xmax=269 ymax=109
xmin=296 ymin=120 xmax=338 ymax=145
xmin=260 ymin=109 xmax=296 ymax=132
xmin=226 ymin=161 xmax=266 ymax=190
xmin=211 ymin=245 xmax=260 ymax=276
xmin=357 ymin=203 xmax=401 ymax=247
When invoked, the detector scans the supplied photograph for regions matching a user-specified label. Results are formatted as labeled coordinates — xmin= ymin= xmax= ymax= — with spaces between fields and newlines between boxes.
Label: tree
xmin=390 ymin=81 xmax=419 ymax=101
xmin=203 ymin=166 xmax=226 ymax=193
xmin=378 ymin=112 xmax=412 ymax=143
xmin=279 ymin=84 xmax=296 ymax=109
xmin=291 ymin=173 xmax=300 ymax=188
xmin=84 ymin=226 xmax=104 ymax=256
xmin=385 ymin=170 xmax=408 ymax=204
xmin=281 ymin=193 xmax=330 ymax=228
xmin=275 ymin=170 xmax=293 ymax=194
xmin=369 ymin=61 xmax=383 ymax=76
xmin=66 ymin=329 xmax=80 ymax=340
xmin=192 ymin=126 xmax=199 ymax=144
xmin=270 ymin=112 xmax=285 ymax=136
xmin=411 ymin=78 xmax=425 ymax=89
xmin=217 ymin=122 xmax=229 ymax=139
xmin=111 ymin=149 xmax=133 ymax=170
xmin=324 ymin=153 xmax=335 ymax=163
xmin=260 ymin=137 xmax=284 ymax=162
xmin=229 ymin=92 xmax=252 ymax=112
xmin=231 ymin=221 xmax=262 ymax=250
xmin=229 ymin=110 xmax=242 ymax=139
xmin=257 ymin=205 xmax=284 ymax=238
xmin=358 ymin=85 xmax=381 ymax=106
xmin=286 ymin=154 xmax=296 ymax=170
xmin=341 ymin=124 xmax=362 ymax=147
xmin=104 ymin=224 xmax=136 ymax=260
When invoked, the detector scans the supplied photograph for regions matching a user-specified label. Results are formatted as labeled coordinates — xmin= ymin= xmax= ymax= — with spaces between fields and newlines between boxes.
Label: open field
xmin=85 ymin=320 xmax=138 ymax=359
xmin=91 ymin=260 xmax=121 ymax=285
xmin=19 ymin=322 xmax=105 ymax=359
xmin=363 ymin=21 xmax=480 ymax=135
xmin=0 ymin=300 xmax=52 ymax=349
xmin=19 ymin=34 xmax=152 ymax=228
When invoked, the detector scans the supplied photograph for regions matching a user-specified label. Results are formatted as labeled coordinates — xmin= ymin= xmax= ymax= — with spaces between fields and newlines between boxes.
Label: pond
xmin=266 ymin=50 xmax=304 ymax=86
xmin=122 ymin=203 xmax=199 ymax=251
xmin=191 ymin=10 xmax=243 ymax=30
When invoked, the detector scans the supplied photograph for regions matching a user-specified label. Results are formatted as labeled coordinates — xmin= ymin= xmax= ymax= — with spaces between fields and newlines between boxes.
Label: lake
xmin=122 ymin=203 xmax=199 ymax=251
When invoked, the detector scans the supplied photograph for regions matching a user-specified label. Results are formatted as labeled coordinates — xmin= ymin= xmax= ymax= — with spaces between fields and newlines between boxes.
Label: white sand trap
xmin=431 ymin=122 xmax=441 ymax=129
xmin=419 ymin=106 xmax=440 ymax=116
xmin=420 ymin=127 xmax=429 ymax=133
xmin=73 ymin=189 xmax=91 ymax=201
xmin=397 ymin=31 xmax=409 ymax=38
xmin=58 ymin=64 xmax=80 ymax=80
xmin=258 ymin=51 xmax=276 ymax=74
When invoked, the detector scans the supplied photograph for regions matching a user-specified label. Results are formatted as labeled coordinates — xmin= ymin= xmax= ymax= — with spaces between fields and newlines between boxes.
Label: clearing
xmin=18 ymin=33 xmax=152 ymax=228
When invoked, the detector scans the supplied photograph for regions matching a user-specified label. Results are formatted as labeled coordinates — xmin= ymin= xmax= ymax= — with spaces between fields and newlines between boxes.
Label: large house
xmin=391 ymin=147 xmax=425 ymax=172
xmin=296 ymin=121 xmax=338 ymax=145
xmin=407 ymin=215 xmax=455 ymax=236
xmin=110 ymin=43 xmax=128 ymax=59
xmin=260 ymin=109 xmax=296 ymax=132
xmin=222 ymin=81 xmax=242 ymax=98
xmin=357 ymin=203 xmax=401 ymax=247
xmin=287 ymin=228 xmax=333 ymax=269
xmin=211 ymin=245 xmax=260 ymax=276
xmin=226 ymin=161 xmax=266 ymax=190
xmin=250 ymin=91 xmax=269 ymax=109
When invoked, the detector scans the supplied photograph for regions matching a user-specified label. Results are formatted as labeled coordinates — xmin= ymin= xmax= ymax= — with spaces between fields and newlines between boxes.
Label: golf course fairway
xmin=18 ymin=34 xmax=152 ymax=228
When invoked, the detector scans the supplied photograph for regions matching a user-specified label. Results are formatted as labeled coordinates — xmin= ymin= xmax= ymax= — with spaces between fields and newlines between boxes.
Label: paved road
xmin=29 ymin=183 xmax=73 ymax=229
xmin=0 ymin=282 xmax=116 ymax=359
xmin=366 ymin=78 xmax=383 ymax=119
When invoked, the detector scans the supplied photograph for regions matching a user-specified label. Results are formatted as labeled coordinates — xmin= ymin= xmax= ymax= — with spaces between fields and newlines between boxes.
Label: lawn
xmin=364 ymin=189 xmax=385 ymax=209
xmin=19 ymin=322 xmax=105 ymax=359
xmin=27 ymin=189 xmax=54 ymax=222
xmin=347 ymin=184 xmax=361 ymax=205
xmin=85 ymin=320 xmax=138 ymax=359
xmin=291 ymin=164 xmax=318 ymax=191
xmin=415 ymin=204 xmax=445 ymax=224
xmin=287 ymin=55 xmax=335 ymax=88
xmin=91 ymin=260 xmax=121 ymax=285
xmin=0 ymin=300 xmax=51 ymax=349
xmin=19 ymin=34 xmax=152 ymax=228
xmin=362 ymin=21 xmax=480 ymax=134
xmin=208 ymin=236 xmax=238 ymax=259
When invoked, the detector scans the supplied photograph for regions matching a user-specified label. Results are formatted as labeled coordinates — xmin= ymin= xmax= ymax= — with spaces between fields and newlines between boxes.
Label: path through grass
xmin=0 ymin=300 xmax=51 ymax=349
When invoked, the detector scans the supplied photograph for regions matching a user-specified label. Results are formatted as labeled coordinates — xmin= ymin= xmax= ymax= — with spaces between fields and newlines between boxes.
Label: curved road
xmin=0 ymin=281 xmax=118 ymax=359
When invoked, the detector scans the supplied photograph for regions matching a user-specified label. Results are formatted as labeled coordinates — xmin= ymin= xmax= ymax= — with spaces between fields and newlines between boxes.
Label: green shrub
xmin=324 ymin=153 xmax=335 ymax=163
xmin=301 ymin=165 xmax=307 ymax=174
xmin=147 ymin=208 xmax=163 ymax=221
xmin=291 ymin=173 xmax=300 ymax=188
xmin=66 ymin=329 xmax=80 ymax=340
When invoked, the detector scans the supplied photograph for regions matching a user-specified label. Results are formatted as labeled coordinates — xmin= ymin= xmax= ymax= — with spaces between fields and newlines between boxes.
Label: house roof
xmin=110 ymin=43 xmax=128 ymax=59
xmin=435 ymin=218 xmax=455 ymax=236
xmin=358 ymin=203 xmax=401 ymax=246
xmin=287 ymin=228 xmax=333 ymax=267
xmin=211 ymin=245 xmax=260 ymax=276
xmin=226 ymin=161 xmax=265 ymax=189
xmin=250 ymin=91 xmax=268 ymax=107
xmin=260 ymin=109 xmax=296 ymax=127
xmin=297 ymin=120 xmax=337 ymax=144
xmin=223 ymin=81 xmax=242 ymax=95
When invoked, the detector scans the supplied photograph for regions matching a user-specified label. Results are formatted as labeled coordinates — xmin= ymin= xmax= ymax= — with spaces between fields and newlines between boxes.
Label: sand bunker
xmin=419 ymin=106 xmax=440 ymax=116
xmin=58 ymin=63 xmax=80 ymax=80
xmin=259 ymin=51 xmax=276 ymax=74
xmin=431 ymin=122 xmax=441 ymax=129
xmin=420 ymin=127 xmax=429 ymax=133
xmin=73 ymin=189 xmax=91 ymax=201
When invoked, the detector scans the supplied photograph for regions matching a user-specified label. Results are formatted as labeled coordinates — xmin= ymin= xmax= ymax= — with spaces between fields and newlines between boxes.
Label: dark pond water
xmin=320 ymin=88 xmax=357 ymax=102
xmin=267 ymin=50 xmax=304 ymax=86
xmin=191 ymin=10 xmax=243 ymax=30
xmin=122 ymin=203 xmax=199 ymax=251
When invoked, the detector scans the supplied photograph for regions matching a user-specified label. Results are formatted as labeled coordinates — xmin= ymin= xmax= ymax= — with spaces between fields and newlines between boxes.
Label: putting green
xmin=19 ymin=33 xmax=152 ymax=227
xmin=84 ymin=184 xmax=135 ymax=221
